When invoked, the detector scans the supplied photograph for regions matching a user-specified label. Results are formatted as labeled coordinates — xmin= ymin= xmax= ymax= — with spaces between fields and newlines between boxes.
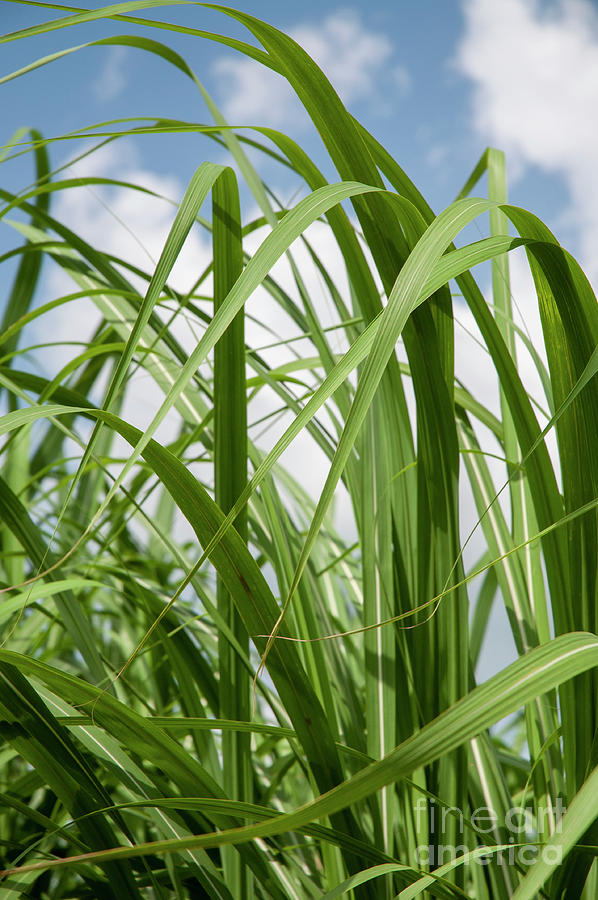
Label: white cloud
xmin=38 ymin=141 xmax=213 ymax=447
xmin=36 ymin=136 xmax=554 ymax=564
xmin=426 ymin=143 xmax=449 ymax=169
xmin=456 ymin=0 xmax=598 ymax=282
xmin=212 ymin=9 xmax=408 ymax=127
xmin=35 ymin=145 xmax=359 ymax=535
xmin=55 ymin=142 xmax=210 ymax=297
xmin=94 ymin=45 xmax=128 ymax=102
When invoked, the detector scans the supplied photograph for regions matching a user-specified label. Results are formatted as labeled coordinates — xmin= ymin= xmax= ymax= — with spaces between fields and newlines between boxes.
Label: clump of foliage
xmin=1 ymin=4 xmax=598 ymax=899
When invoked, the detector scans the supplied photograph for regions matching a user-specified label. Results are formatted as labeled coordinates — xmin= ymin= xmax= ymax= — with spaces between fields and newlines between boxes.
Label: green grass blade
xmin=2 ymin=632 xmax=597 ymax=877
xmin=510 ymin=765 xmax=598 ymax=900
xmin=213 ymin=166 xmax=252 ymax=897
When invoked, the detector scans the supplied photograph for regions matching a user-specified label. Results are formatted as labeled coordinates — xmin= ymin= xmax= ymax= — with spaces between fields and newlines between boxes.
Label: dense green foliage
xmin=1 ymin=4 xmax=598 ymax=898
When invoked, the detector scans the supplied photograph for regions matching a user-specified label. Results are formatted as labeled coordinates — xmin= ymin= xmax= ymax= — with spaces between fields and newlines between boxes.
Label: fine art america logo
xmin=414 ymin=798 xmax=566 ymax=868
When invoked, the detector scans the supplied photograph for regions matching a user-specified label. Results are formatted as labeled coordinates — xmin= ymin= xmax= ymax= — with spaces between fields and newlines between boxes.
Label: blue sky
xmin=1 ymin=2 xmax=468 ymax=214
xmin=2 ymin=0 xmax=591 ymax=250
xmin=2 ymin=0 xmax=598 ymax=680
